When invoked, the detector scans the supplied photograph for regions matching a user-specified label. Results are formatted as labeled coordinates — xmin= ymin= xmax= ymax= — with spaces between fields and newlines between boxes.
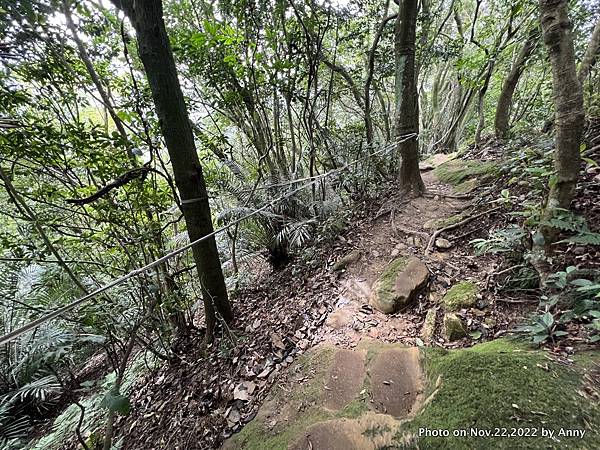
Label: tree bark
xmin=394 ymin=0 xmax=424 ymax=194
xmin=111 ymin=0 xmax=232 ymax=340
xmin=578 ymin=17 xmax=600 ymax=83
xmin=538 ymin=0 xmax=584 ymax=243
xmin=495 ymin=28 xmax=539 ymax=139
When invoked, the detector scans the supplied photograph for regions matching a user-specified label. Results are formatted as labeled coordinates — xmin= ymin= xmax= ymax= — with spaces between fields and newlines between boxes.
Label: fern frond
xmin=560 ymin=232 xmax=600 ymax=246
xmin=12 ymin=375 xmax=61 ymax=403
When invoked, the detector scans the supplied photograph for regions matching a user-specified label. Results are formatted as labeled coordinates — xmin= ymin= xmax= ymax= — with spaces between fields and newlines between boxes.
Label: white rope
xmin=0 ymin=135 xmax=416 ymax=346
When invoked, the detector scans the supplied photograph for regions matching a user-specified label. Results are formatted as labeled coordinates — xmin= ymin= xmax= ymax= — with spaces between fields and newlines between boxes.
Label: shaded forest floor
xmin=43 ymin=124 xmax=600 ymax=450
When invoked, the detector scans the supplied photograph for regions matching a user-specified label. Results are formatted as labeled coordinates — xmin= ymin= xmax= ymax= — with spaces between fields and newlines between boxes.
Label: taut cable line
xmin=0 ymin=134 xmax=416 ymax=346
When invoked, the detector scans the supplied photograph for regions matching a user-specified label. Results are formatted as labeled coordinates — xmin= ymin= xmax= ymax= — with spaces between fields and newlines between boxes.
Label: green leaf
xmin=469 ymin=330 xmax=482 ymax=340
xmin=532 ymin=334 xmax=547 ymax=344
xmin=540 ymin=312 xmax=554 ymax=329
xmin=570 ymin=278 xmax=593 ymax=287
xmin=101 ymin=389 xmax=131 ymax=416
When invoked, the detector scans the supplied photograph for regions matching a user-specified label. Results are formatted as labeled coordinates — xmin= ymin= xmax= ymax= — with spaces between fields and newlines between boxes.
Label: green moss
xmin=232 ymin=407 xmax=333 ymax=450
xmin=338 ymin=397 xmax=370 ymax=419
xmin=443 ymin=282 xmax=478 ymax=311
xmin=434 ymin=160 xmax=499 ymax=186
xmin=378 ymin=257 xmax=408 ymax=292
xmin=395 ymin=340 xmax=600 ymax=449
xmin=424 ymin=213 xmax=466 ymax=231
xmin=282 ymin=346 xmax=335 ymax=405
xmin=454 ymin=178 xmax=478 ymax=194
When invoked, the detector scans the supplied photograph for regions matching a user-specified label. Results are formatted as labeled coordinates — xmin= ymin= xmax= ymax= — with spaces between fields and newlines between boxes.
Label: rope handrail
xmin=0 ymin=134 xmax=416 ymax=346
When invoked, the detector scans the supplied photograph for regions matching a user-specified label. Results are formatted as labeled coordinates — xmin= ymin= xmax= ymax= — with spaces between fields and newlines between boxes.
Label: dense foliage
xmin=0 ymin=0 xmax=599 ymax=448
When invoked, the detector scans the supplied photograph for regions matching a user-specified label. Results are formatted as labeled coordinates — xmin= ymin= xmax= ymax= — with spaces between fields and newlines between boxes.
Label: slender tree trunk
xmin=495 ymin=29 xmax=539 ymax=139
xmin=0 ymin=167 xmax=88 ymax=294
xmin=538 ymin=0 xmax=584 ymax=244
xmin=474 ymin=62 xmax=494 ymax=145
xmin=578 ymin=17 xmax=600 ymax=84
xmin=374 ymin=81 xmax=391 ymax=142
xmin=111 ymin=0 xmax=232 ymax=341
xmin=63 ymin=0 xmax=135 ymax=161
xmin=364 ymin=2 xmax=395 ymax=147
xmin=394 ymin=0 xmax=424 ymax=194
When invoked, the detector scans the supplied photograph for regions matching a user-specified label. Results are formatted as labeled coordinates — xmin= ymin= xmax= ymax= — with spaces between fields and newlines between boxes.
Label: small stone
xmin=484 ymin=317 xmax=497 ymax=328
xmin=443 ymin=313 xmax=467 ymax=341
xmin=332 ymin=250 xmax=361 ymax=271
xmin=391 ymin=248 xmax=400 ymax=257
xmin=435 ymin=238 xmax=452 ymax=250
xmin=422 ymin=308 xmax=437 ymax=343
xmin=407 ymin=236 xmax=422 ymax=247
xmin=434 ymin=195 xmax=440 ymax=201
xmin=443 ymin=281 xmax=478 ymax=311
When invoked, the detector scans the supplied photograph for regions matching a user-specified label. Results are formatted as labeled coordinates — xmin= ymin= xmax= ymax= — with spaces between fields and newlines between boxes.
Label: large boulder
xmin=370 ymin=257 xmax=429 ymax=314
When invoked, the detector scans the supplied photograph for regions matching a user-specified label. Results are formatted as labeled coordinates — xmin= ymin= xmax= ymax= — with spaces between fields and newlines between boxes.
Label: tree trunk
xmin=63 ymin=0 xmax=135 ymax=162
xmin=538 ymin=0 xmax=584 ymax=244
xmin=111 ymin=0 xmax=232 ymax=341
xmin=495 ymin=29 xmax=539 ymax=139
xmin=394 ymin=0 xmax=424 ymax=195
xmin=578 ymin=17 xmax=600 ymax=84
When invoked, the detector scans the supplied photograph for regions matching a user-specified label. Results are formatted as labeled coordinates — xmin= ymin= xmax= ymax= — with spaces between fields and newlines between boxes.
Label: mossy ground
xmin=443 ymin=281 xmax=478 ymax=310
xmin=225 ymin=346 xmax=353 ymax=450
xmin=433 ymin=160 xmax=499 ymax=186
xmin=395 ymin=340 xmax=600 ymax=449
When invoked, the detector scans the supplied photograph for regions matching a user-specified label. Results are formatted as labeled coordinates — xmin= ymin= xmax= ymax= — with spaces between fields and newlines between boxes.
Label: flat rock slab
xmin=290 ymin=413 xmax=399 ymax=450
xmin=324 ymin=349 xmax=366 ymax=410
xmin=370 ymin=347 xmax=423 ymax=418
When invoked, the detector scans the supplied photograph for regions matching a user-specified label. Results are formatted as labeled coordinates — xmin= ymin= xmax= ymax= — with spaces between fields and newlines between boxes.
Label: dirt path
xmin=223 ymin=155 xmax=476 ymax=449
xmin=319 ymin=163 xmax=469 ymax=349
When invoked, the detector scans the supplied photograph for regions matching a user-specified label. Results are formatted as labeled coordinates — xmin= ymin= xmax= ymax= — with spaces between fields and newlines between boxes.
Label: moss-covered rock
xmin=443 ymin=313 xmax=467 ymax=341
xmin=433 ymin=159 xmax=499 ymax=186
xmin=396 ymin=340 xmax=600 ymax=449
xmin=331 ymin=250 xmax=361 ymax=271
xmin=370 ymin=257 xmax=429 ymax=314
xmin=443 ymin=282 xmax=478 ymax=311
xmin=224 ymin=342 xmax=420 ymax=450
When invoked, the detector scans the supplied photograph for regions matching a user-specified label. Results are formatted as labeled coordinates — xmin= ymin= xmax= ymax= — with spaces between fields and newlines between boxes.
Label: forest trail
xmin=222 ymin=154 xmax=472 ymax=449
xmin=319 ymin=154 xmax=467 ymax=348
